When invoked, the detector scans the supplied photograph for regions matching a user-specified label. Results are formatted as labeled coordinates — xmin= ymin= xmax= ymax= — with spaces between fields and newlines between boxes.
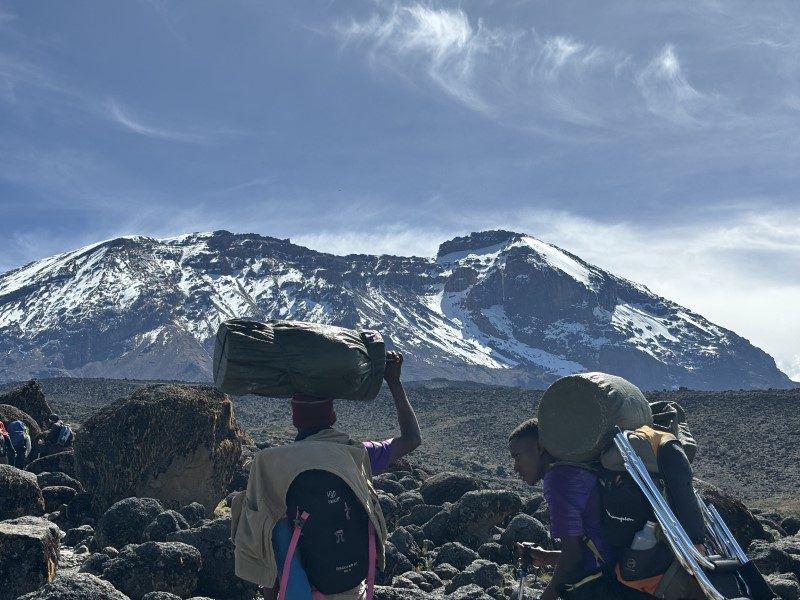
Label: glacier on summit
xmin=0 ymin=229 xmax=794 ymax=390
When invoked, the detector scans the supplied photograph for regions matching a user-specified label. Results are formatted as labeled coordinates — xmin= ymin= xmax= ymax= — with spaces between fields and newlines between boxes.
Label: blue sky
xmin=1 ymin=1 xmax=799 ymax=380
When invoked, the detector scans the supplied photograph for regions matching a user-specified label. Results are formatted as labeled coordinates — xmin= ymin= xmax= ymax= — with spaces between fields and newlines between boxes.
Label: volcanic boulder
xmin=74 ymin=384 xmax=246 ymax=516
xmin=99 ymin=541 xmax=202 ymax=600
xmin=26 ymin=450 xmax=76 ymax=476
xmin=15 ymin=573 xmax=131 ymax=600
xmin=166 ymin=516 xmax=259 ymax=599
xmin=695 ymin=479 xmax=770 ymax=548
xmin=0 ymin=516 xmax=60 ymax=600
xmin=0 ymin=464 xmax=45 ymax=519
xmin=0 ymin=380 xmax=52 ymax=428
xmin=94 ymin=497 xmax=165 ymax=549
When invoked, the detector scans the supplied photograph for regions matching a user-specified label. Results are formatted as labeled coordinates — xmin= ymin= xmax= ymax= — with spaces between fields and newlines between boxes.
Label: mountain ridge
xmin=0 ymin=229 xmax=794 ymax=390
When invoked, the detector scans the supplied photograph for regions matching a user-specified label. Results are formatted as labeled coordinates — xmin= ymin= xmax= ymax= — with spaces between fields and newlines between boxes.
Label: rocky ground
xmin=1 ymin=378 xmax=799 ymax=600
xmin=4 ymin=378 xmax=799 ymax=506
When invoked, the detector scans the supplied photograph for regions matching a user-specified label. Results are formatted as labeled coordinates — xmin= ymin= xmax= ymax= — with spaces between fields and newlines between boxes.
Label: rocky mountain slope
xmin=0 ymin=230 xmax=794 ymax=390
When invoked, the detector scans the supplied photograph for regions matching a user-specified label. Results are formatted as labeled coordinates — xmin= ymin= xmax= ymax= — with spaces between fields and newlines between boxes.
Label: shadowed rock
xmin=0 ymin=516 xmax=60 ymax=599
xmin=36 ymin=471 xmax=84 ymax=492
xmin=99 ymin=541 xmax=202 ymax=600
xmin=16 ymin=572 xmax=131 ymax=600
xmin=420 ymin=472 xmax=486 ymax=506
xmin=446 ymin=489 xmax=522 ymax=548
xmin=166 ymin=516 xmax=259 ymax=599
xmin=41 ymin=485 xmax=77 ymax=512
xmin=74 ymin=384 xmax=246 ymax=516
xmin=0 ymin=380 xmax=52 ymax=428
xmin=0 ymin=464 xmax=45 ymax=519
xmin=95 ymin=497 xmax=165 ymax=549
xmin=26 ymin=450 xmax=76 ymax=476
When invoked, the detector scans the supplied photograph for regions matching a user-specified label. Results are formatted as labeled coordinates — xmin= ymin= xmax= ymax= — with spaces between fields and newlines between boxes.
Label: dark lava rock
xmin=420 ymin=472 xmax=486 ymax=505
xmin=400 ymin=570 xmax=443 ymax=592
xmin=74 ymin=384 xmax=246 ymax=516
xmin=396 ymin=490 xmax=424 ymax=512
xmin=373 ymin=587 xmax=429 ymax=600
xmin=66 ymin=491 xmax=94 ymax=524
xmin=179 ymin=502 xmax=207 ymax=527
xmin=166 ymin=515 xmax=259 ymax=599
xmin=387 ymin=526 xmax=421 ymax=564
xmin=41 ymin=485 xmax=77 ymax=512
xmin=433 ymin=562 xmax=459 ymax=580
xmin=478 ymin=542 xmax=504 ymax=563
xmin=36 ymin=471 xmax=84 ymax=492
xmin=434 ymin=541 xmax=480 ymax=570
xmin=0 ymin=464 xmax=45 ymax=519
xmin=498 ymin=513 xmax=549 ymax=558
xmin=64 ymin=524 xmax=95 ymax=547
xmin=377 ymin=541 xmax=414 ymax=585
xmin=143 ymin=510 xmax=189 ymax=542
xmin=0 ymin=380 xmax=52 ymax=429
xmin=78 ymin=551 xmax=112 ymax=575
xmin=399 ymin=503 xmax=441 ymax=527
xmin=782 ymin=517 xmax=800 ymax=536
xmin=0 ymin=516 xmax=60 ymax=599
xmin=448 ymin=559 xmax=505 ymax=591
xmin=100 ymin=541 xmax=202 ymax=600
xmin=520 ymin=494 xmax=544 ymax=516
xmin=141 ymin=593 xmax=182 ymax=600
xmin=447 ymin=583 xmax=495 ymax=599
xmin=377 ymin=492 xmax=400 ymax=530
xmin=26 ymin=450 xmax=76 ymax=477
xmin=748 ymin=538 xmax=800 ymax=579
xmin=765 ymin=573 xmax=799 ymax=600
xmin=15 ymin=572 xmax=131 ymax=600
xmin=422 ymin=508 xmax=451 ymax=546
xmin=373 ymin=474 xmax=406 ymax=496
xmin=447 ymin=489 xmax=523 ymax=548
xmin=95 ymin=497 xmax=165 ymax=548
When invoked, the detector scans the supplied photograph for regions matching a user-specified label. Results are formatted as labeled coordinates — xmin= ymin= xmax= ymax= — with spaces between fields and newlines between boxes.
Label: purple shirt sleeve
xmin=363 ymin=439 xmax=394 ymax=475
xmin=542 ymin=465 xmax=598 ymax=539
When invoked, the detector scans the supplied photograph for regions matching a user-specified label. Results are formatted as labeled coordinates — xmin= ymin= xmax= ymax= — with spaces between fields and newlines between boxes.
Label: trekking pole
xmin=695 ymin=491 xmax=736 ymax=560
xmin=613 ymin=431 xmax=725 ymax=600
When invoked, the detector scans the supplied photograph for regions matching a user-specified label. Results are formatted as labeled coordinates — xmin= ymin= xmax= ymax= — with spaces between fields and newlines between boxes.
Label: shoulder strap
xmin=549 ymin=460 xmax=600 ymax=473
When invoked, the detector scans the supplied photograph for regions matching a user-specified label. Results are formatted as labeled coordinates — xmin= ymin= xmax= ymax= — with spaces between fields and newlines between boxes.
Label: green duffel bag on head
xmin=537 ymin=372 xmax=654 ymax=463
xmin=213 ymin=319 xmax=386 ymax=401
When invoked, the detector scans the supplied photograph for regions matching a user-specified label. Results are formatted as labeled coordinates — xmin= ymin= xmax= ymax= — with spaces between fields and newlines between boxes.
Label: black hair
xmin=509 ymin=417 xmax=539 ymax=442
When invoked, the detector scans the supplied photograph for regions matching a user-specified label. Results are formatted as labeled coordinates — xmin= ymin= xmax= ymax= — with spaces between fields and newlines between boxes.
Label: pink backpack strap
xmin=366 ymin=520 xmax=376 ymax=600
xmin=278 ymin=511 xmax=310 ymax=600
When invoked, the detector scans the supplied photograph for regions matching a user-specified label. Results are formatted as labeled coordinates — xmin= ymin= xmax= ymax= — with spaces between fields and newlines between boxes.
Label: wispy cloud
xmin=104 ymin=99 xmax=220 ymax=144
xmin=334 ymin=3 xmax=627 ymax=129
xmin=636 ymin=44 xmax=709 ymax=125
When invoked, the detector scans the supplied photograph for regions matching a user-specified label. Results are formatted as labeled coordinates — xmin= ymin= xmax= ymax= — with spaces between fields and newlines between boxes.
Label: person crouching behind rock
xmin=232 ymin=351 xmax=422 ymax=600
xmin=509 ymin=418 xmax=650 ymax=600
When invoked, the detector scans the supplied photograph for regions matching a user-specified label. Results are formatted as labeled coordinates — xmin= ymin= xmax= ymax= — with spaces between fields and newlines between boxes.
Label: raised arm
xmin=384 ymin=351 xmax=421 ymax=464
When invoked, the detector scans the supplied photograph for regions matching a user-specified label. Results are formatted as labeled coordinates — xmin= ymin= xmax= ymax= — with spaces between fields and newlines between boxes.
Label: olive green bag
xmin=213 ymin=319 xmax=386 ymax=401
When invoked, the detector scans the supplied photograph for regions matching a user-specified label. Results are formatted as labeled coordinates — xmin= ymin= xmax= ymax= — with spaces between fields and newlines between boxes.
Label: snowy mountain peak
xmin=0 ymin=230 xmax=794 ymax=390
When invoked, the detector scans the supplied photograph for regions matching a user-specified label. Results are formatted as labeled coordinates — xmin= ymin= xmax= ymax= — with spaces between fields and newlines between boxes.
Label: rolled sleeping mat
xmin=537 ymin=372 xmax=653 ymax=463
xmin=213 ymin=319 xmax=386 ymax=401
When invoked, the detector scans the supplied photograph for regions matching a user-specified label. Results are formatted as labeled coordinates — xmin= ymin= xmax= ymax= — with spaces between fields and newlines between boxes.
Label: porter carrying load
xmin=213 ymin=319 xmax=386 ymax=400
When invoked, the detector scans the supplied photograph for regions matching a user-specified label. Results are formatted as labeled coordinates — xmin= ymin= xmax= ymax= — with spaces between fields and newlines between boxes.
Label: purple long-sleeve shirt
xmin=363 ymin=439 xmax=394 ymax=475
xmin=543 ymin=464 xmax=614 ymax=572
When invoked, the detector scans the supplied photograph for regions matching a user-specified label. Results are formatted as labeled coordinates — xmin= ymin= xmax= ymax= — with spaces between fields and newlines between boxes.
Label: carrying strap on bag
xmin=278 ymin=512 xmax=377 ymax=600
xmin=279 ymin=511 xmax=310 ymax=600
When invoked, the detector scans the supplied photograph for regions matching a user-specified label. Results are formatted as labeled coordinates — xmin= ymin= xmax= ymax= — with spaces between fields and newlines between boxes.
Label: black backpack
xmin=285 ymin=469 xmax=371 ymax=594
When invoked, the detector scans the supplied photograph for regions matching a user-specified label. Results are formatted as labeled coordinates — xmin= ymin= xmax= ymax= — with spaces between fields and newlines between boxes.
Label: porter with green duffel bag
xmin=213 ymin=319 xmax=386 ymax=400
